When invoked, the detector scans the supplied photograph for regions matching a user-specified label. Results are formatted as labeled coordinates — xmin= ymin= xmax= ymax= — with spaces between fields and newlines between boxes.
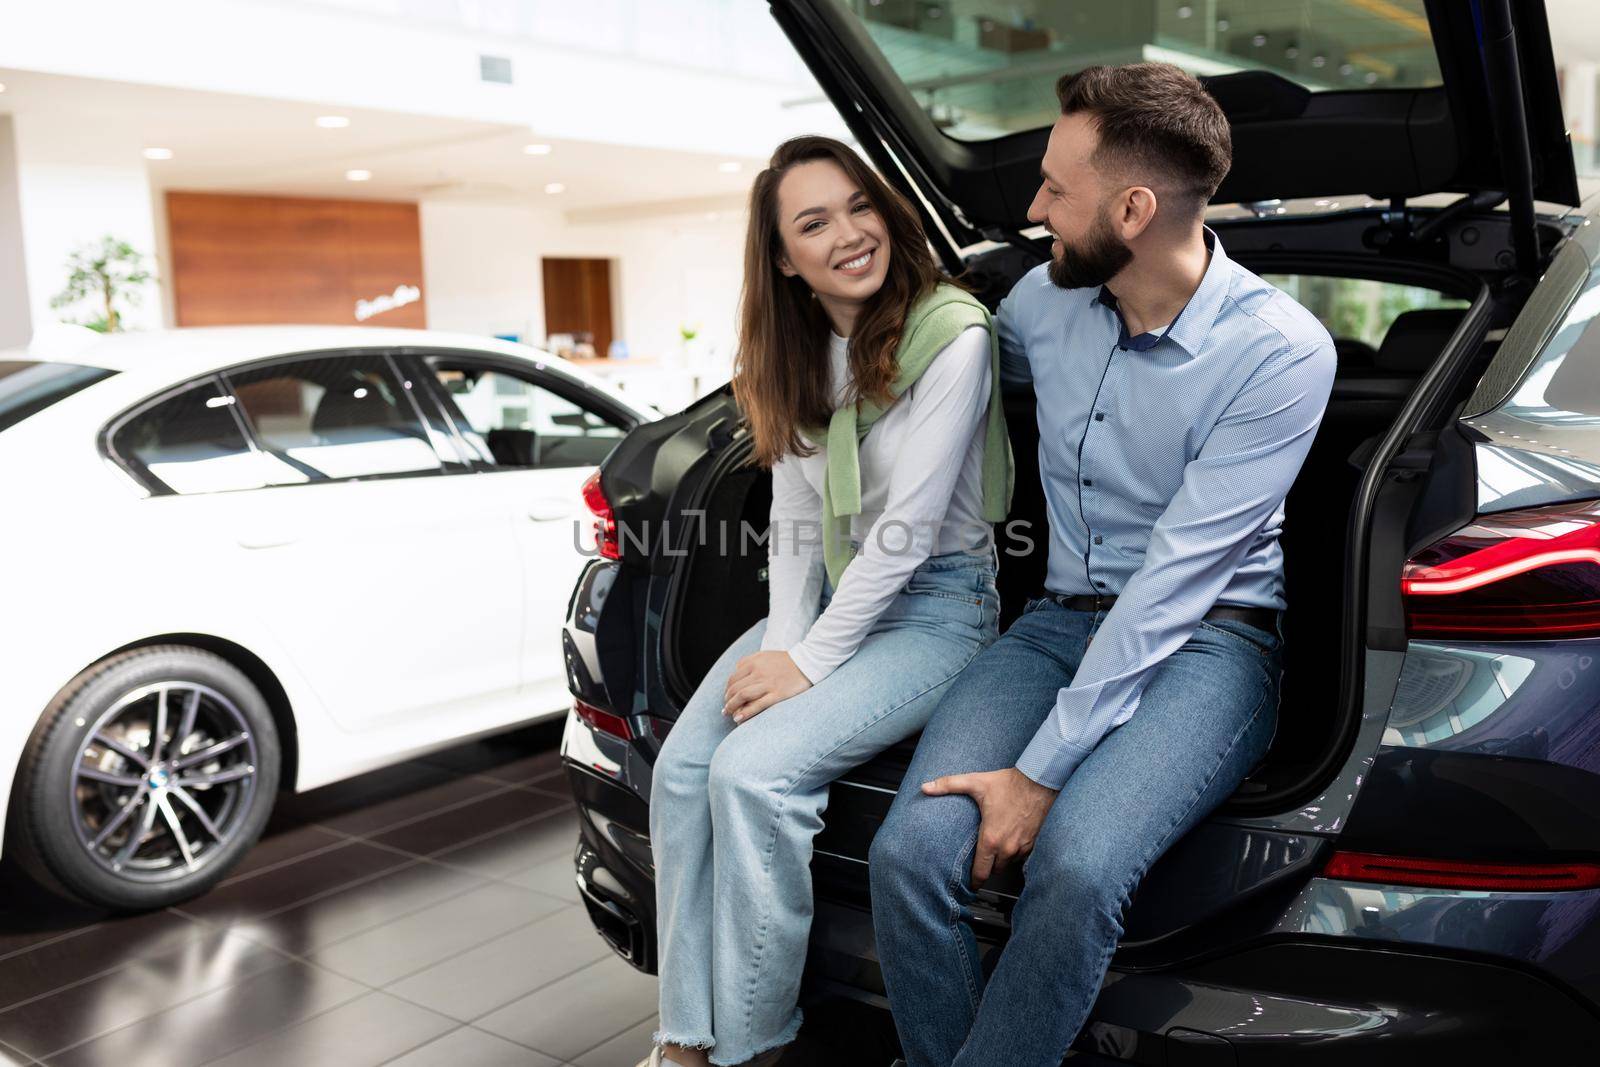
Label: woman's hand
xmin=723 ymin=651 xmax=811 ymax=724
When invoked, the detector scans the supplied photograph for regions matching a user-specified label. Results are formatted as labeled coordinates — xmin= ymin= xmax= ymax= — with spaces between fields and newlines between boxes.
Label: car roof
xmin=2 ymin=324 xmax=650 ymax=415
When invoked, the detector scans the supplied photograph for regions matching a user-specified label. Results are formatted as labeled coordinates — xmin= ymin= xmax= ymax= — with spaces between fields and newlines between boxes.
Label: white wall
xmin=0 ymin=117 xmax=31 ymax=348
xmin=6 ymin=112 xmax=162 ymax=338
xmin=420 ymin=198 xmax=748 ymax=380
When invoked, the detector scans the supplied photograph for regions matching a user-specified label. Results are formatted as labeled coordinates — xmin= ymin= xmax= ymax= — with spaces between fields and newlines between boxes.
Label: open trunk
xmin=644 ymin=206 xmax=1555 ymax=962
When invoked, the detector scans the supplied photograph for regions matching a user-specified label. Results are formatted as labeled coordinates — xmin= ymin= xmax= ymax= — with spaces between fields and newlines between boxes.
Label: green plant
xmin=679 ymin=322 xmax=700 ymax=343
xmin=50 ymin=236 xmax=154 ymax=333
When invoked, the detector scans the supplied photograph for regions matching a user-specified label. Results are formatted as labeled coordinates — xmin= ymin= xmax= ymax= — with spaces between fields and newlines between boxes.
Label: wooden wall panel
xmin=541 ymin=257 xmax=614 ymax=358
xmin=167 ymin=192 xmax=426 ymax=328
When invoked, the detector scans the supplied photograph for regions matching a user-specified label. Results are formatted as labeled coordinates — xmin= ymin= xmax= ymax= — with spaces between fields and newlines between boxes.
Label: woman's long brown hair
xmin=732 ymin=136 xmax=946 ymax=468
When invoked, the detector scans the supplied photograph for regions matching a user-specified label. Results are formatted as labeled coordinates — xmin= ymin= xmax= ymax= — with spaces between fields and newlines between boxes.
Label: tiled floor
xmin=0 ymin=722 xmax=644 ymax=1067
xmin=0 ymin=724 xmax=891 ymax=1067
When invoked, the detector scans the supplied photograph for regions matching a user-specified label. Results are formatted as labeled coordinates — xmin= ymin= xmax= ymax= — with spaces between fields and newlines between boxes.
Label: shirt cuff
xmin=1015 ymin=731 xmax=1094 ymax=791
xmin=786 ymin=641 xmax=832 ymax=686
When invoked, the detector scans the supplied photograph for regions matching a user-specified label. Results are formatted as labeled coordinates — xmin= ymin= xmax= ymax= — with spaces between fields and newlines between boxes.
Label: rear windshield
xmin=0 ymin=361 xmax=117 ymax=434
xmin=835 ymin=0 xmax=1444 ymax=141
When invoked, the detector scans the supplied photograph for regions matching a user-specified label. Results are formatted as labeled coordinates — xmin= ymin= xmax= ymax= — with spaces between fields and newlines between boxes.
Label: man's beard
xmin=1047 ymin=210 xmax=1133 ymax=291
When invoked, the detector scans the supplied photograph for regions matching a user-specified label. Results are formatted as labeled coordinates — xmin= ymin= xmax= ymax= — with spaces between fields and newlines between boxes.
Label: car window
xmin=226 ymin=353 xmax=444 ymax=484
xmin=109 ymin=377 xmax=265 ymax=495
xmin=0 ymin=361 xmax=117 ymax=435
xmin=431 ymin=362 xmax=627 ymax=470
xmin=1259 ymin=274 xmax=1470 ymax=355
xmin=834 ymin=0 xmax=1443 ymax=142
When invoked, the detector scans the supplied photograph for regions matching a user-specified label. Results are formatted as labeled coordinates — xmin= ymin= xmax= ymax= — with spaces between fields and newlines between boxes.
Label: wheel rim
xmin=69 ymin=681 xmax=260 ymax=883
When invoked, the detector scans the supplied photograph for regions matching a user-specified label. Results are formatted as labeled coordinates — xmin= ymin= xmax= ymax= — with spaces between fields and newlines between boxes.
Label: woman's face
xmin=774 ymin=159 xmax=892 ymax=329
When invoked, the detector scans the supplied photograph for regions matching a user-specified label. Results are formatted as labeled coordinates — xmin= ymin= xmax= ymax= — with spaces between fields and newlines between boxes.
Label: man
xmin=868 ymin=63 xmax=1336 ymax=1066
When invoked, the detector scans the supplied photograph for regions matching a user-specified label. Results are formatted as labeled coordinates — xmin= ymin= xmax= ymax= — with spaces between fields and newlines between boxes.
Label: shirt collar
xmin=1093 ymin=227 xmax=1230 ymax=357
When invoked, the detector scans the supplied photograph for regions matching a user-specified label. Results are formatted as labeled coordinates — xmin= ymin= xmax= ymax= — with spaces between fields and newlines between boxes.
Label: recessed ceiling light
xmin=718 ymin=161 xmax=742 ymax=173
xmin=316 ymin=115 xmax=351 ymax=128
xmin=524 ymin=143 xmax=552 ymax=155
xmin=346 ymin=169 xmax=372 ymax=182
xmin=544 ymin=182 xmax=565 ymax=194
xmin=142 ymin=147 xmax=174 ymax=160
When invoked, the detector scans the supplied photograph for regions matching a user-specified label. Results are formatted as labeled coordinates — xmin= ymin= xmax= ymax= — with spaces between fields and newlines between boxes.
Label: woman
xmin=647 ymin=135 xmax=1013 ymax=1067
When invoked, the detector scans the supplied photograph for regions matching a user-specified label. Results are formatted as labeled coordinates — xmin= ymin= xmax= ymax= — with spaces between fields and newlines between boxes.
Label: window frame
xmin=100 ymin=373 xmax=261 ymax=497
xmin=0 ymin=361 xmax=119 ymax=436
xmin=401 ymin=348 xmax=639 ymax=475
xmin=217 ymin=348 xmax=463 ymax=488
xmin=101 ymin=348 xmax=470 ymax=497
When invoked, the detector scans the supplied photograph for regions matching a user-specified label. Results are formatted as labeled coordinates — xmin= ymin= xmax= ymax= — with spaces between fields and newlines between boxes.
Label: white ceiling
xmin=0 ymin=68 xmax=765 ymax=211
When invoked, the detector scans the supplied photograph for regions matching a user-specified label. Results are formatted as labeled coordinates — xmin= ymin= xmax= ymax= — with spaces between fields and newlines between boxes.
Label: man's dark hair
xmin=1055 ymin=63 xmax=1231 ymax=223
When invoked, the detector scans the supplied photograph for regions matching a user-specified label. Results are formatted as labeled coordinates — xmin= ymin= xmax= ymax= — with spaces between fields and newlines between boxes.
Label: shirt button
xmin=1082 ymin=478 xmax=1093 ymax=486
xmin=1094 ymin=412 xmax=1106 ymax=422
xmin=1093 ymin=535 xmax=1103 ymax=545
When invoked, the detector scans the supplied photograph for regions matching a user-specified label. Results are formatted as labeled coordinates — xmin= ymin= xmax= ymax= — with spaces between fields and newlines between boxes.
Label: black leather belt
xmin=1045 ymin=592 xmax=1279 ymax=633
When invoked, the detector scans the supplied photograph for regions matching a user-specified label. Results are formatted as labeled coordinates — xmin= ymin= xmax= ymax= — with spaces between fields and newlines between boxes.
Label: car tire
xmin=12 ymin=644 xmax=281 ymax=911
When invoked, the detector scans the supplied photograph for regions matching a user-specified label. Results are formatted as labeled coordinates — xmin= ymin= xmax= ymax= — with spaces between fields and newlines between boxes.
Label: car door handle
xmin=237 ymin=531 xmax=300 ymax=549
xmin=527 ymin=498 xmax=571 ymax=522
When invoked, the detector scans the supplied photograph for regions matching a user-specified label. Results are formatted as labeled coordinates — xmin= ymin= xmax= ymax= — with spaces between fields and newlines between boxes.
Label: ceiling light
xmin=544 ymin=182 xmax=565 ymax=194
xmin=346 ymin=169 xmax=372 ymax=181
xmin=524 ymin=143 xmax=552 ymax=155
xmin=316 ymin=115 xmax=351 ymax=128
xmin=718 ymin=161 xmax=742 ymax=173
xmin=142 ymin=147 xmax=173 ymax=160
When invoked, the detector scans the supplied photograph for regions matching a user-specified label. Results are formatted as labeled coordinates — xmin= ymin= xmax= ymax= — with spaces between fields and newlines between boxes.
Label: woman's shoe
xmin=640 ymin=1046 xmax=699 ymax=1067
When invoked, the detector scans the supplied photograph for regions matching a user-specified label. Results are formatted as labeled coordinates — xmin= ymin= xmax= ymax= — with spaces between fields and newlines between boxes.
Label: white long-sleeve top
xmin=759 ymin=324 xmax=993 ymax=683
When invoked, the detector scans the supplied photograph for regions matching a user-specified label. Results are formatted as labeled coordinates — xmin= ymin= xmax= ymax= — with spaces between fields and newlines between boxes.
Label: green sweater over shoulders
xmin=801 ymin=283 xmax=1014 ymax=588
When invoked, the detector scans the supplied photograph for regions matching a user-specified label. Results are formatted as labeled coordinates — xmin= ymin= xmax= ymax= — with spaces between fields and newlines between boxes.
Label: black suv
xmin=562 ymin=1 xmax=1600 ymax=1060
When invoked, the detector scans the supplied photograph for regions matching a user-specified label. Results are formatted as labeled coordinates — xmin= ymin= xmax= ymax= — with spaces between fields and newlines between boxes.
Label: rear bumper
xmin=568 ymin=758 xmax=658 ymax=974
xmin=569 ymin=761 xmax=1600 ymax=1058
xmin=808 ymin=900 xmax=1600 ymax=1062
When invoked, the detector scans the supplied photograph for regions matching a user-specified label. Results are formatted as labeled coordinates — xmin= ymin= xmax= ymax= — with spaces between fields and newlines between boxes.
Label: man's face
xmin=1027 ymin=113 xmax=1133 ymax=291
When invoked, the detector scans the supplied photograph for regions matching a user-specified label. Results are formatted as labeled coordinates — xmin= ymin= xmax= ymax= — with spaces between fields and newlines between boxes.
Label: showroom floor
xmin=0 ymin=723 xmax=877 ymax=1067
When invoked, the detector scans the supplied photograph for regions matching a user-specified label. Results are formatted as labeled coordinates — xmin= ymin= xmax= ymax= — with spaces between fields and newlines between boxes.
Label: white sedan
xmin=0 ymin=326 xmax=651 ymax=910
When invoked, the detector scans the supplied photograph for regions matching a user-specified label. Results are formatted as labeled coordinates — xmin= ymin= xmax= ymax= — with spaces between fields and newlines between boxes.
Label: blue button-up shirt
xmin=998 ymin=229 xmax=1336 ymax=789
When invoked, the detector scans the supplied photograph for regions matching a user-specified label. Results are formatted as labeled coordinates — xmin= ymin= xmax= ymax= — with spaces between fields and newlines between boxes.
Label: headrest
xmin=1334 ymin=337 xmax=1379 ymax=370
xmin=311 ymin=376 xmax=398 ymax=435
xmin=1376 ymin=308 xmax=1465 ymax=374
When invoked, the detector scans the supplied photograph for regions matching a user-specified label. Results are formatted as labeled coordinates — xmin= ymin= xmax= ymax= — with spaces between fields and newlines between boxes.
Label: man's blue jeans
xmin=870 ymin=596 xmax=1282 ymax=1066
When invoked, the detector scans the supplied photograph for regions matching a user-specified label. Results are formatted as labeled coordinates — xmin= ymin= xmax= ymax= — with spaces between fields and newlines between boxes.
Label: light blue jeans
xmin=869 ymin=596 xmax=1282 ymax=1066
xmin=650 ymin=550 xmax=1000 ymax=1065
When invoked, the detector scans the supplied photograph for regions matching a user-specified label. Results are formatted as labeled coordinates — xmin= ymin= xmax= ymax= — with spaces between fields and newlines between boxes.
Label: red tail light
xmin=1325 ymin=850 xmax=1600 ymax=891
xmin=574 ymin=697 xmax=633 ymax=741
xmin=581 ymin=470 xmax=620 ymax=561
xmin=1401 ymin=498 xmax=1600 ymax=638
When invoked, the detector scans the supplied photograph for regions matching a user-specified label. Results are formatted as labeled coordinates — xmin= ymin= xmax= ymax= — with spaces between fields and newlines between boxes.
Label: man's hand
xmin=723 ymin=651 xmax=811 ymax=724
xmin=922 ymin=767 xmax=1059 ymax=888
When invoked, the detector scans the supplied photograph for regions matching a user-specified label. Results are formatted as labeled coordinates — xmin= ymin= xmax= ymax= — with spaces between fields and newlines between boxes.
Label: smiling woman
xmin=732 ymin=135 xmax=946 ymax=469
xmin=643 ymin=133 xmax=1011 ymax=1067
